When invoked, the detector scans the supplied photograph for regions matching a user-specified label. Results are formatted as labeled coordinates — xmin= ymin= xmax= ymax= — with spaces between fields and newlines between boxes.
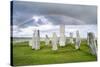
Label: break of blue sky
xmin=12 ymin=1 xmax=97 ymax=38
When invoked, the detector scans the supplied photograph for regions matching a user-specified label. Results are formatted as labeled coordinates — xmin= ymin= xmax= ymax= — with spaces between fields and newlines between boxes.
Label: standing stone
xmin=32 ymin=30 xmax=36 ymax=49
xmin=45 ymin=35 xmax=49 ymax=45
xmin=32 ymin=30 xmax=40 ymax=50
xmin=87 ymin=32 xmax=97 ymax=56
xmin=59 ymin=24 xmax=66 ymax=46
xmin=69 ymin=32 xmax=74 ymax=44
xmin=65 ymin=37 xmax=68 ymax=45
xmin=29 ymin=39 xmax=32 ymax=46
xmin=75 ymin=31 xmax=81 ymax=49
xmin=87 ymin=34 xmax=89 ymax=46
xmin=52 ymin=32 xmax=58 ymax=50
xmin=35 ymin=30 xmax=40 ymax=50
xmin=57 ymin=38 xmax=59 ymax=45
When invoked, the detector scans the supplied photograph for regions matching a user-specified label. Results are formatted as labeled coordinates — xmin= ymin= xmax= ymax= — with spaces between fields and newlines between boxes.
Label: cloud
xmin=12 ymin=1 xmax=97 ymax=27
xmin=12 ymin=24 xmax=97 ymax=38
xmin=11 ymin=1 xmax=97 ymax=37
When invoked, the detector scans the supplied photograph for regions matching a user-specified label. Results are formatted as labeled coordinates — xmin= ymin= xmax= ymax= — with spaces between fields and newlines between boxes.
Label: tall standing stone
xmin=69 ymin=32 xmax=74 ymax=44
xmin=35 ymin=30 xmax=40 ymax=50
xmin=45 ymin=35 xmax=49 ymax=45
xmin=32 ymin=29 xmax=40 ymax=50
xmin=87 ymin=34 xmax=89 ymax=46
xmin=59 ymin=24 xmax=66 ymax=46
xmin=75 ymin=31 xmax=81 ymax=49
xmin=52 ymin=32 xmax=58 ymax=50
xmin=87 ymin=32 xmax=97 ymax=56
xmin=32 ymin=30 xmax=36 ymax=49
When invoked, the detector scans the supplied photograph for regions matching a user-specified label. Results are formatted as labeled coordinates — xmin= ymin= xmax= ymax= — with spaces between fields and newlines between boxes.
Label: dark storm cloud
xmin=12 ymin=1 xmax=97 ymax=28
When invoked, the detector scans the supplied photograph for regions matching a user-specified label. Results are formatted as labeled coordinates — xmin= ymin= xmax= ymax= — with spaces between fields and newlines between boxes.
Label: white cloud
xmin=13 ymin=25 xmax=97 ymax=38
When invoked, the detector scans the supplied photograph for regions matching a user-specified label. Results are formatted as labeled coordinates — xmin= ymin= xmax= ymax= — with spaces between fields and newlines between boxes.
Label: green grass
xmin=13 ymin=40 xmax=97 ymax=66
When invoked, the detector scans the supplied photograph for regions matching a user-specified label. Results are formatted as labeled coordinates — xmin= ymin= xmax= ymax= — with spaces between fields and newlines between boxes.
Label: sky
xmin=11 ymin=1 xmax=97 ymax=38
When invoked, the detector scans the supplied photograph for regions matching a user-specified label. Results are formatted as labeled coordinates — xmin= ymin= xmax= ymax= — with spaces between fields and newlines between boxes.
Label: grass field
xmin=12 ymin=40 xmax=97 ymax=66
